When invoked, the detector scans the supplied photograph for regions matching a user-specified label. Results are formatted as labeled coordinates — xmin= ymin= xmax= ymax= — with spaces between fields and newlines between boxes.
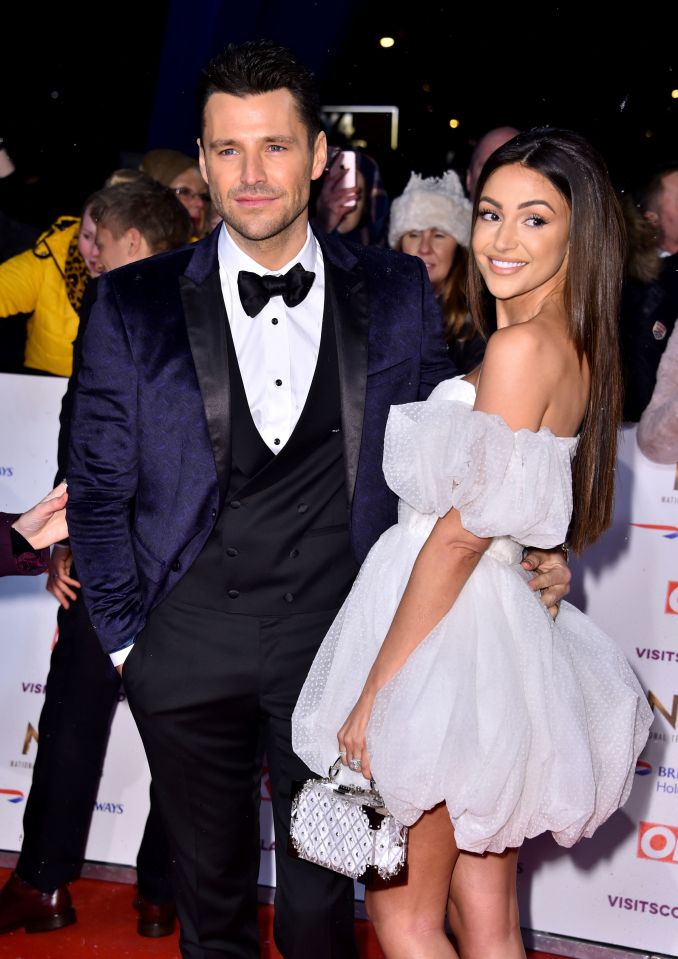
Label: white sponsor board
xmin=518 ymin=425 xmax=678 ymax=955
xmin=0 ymin=378 xmax=674 ymax=951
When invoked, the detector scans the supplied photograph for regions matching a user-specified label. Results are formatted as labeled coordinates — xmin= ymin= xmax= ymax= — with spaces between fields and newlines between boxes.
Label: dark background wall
xmin=2 ymin=0 xmax=676 ymax=225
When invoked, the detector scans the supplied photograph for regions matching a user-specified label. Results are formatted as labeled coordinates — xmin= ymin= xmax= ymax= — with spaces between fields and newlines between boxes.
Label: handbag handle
xmin=328 ymin=756 xmax=384 ymax=808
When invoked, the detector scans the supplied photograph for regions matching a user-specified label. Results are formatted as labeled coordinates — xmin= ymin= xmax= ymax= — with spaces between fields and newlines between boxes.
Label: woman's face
xmin=170 ymin=166 xmax=210 ymax=233
xmin=400 ymin=228 xmax=458 ymax=291
xmin=78 ymin=207 xmax=100 ymax=276
xmin=472 ymin=163 xmax=570 ymax=306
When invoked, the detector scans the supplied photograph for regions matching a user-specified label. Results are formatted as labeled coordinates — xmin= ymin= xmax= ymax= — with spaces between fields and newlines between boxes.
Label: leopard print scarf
xmin=64 ymin=232 xmax=90 ymax=313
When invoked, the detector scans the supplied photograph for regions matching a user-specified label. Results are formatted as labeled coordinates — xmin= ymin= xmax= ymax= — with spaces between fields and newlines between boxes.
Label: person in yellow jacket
xmin=0 ymin=205 xmax=99 ymax=377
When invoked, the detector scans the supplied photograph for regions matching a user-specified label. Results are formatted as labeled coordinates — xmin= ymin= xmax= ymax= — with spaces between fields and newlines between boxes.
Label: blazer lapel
xmin=179 ymin=231 xmax=231 ymax=503
xmin=320 ymin=234 xmax=369 ymax=507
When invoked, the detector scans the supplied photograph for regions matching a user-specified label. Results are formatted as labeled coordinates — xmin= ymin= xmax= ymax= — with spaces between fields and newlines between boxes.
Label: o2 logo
xmin=665 ymin=583 xmax=678 ymax=615
xmin=637 ymin=821 xmax=678 ymax=863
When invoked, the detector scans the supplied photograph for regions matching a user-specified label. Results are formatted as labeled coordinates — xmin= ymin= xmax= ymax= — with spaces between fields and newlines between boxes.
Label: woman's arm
xmin=637 ymin=323 xmax=678 ymax=463
xmin=339 ymin=326 xmax=557 ymax=777
xmin=0 ymin=246 xmax=43 ymax=318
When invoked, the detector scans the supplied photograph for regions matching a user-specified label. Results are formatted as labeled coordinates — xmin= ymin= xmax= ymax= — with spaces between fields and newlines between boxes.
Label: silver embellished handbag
xmin=289 ymin=757 xmax=408 ymax=882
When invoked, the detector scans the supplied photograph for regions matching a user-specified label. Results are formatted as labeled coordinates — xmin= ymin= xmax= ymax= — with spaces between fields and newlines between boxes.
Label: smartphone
xmin=334 ymin=150 xmax=357 ymax=207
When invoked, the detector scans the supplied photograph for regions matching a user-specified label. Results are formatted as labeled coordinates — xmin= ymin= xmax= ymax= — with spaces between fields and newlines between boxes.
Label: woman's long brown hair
xmin=438 ymin=245 xmax=472 ymax=344
xmin=467 ymin=128 xmax=626 ymax=553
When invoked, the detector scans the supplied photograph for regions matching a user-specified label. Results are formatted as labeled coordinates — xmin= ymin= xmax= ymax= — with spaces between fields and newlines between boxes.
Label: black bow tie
xmin=237 ymin=263 xmax=316 ymax=318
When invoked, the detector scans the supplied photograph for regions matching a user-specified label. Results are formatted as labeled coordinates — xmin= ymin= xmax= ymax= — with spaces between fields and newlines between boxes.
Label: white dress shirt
xmin=218 ymin=223 xmax=325 ymax=453
xmin=111 ymin=224 xmax=325 ymax=667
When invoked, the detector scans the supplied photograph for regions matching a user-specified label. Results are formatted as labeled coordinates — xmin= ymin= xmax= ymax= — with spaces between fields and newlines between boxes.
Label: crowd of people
xmin=0 ymin=36 xmax=673 ymax=959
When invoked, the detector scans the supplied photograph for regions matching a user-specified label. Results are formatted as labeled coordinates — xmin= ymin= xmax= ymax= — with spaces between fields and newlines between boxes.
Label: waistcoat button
xmin=171 ymin=560 xmax=181 ymax=572
xmin=228 ymin=589 xmax=240 ymax=599
xmin=289 ymin=548 xmax=300 ymax=559
xmin=230 ymin=500 xmax=241 ymax=510
xmin=283 ymin=592 xmax=294 ymax=603
xmin=297 ymin=503 xmax=308 ymax=514
xmin=226 ymin=547 xmax=238 ymax=557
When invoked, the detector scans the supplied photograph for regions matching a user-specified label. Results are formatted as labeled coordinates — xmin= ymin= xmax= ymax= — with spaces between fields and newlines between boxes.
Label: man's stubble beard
xmin=211 ymin=189 xmax=310 ymax=246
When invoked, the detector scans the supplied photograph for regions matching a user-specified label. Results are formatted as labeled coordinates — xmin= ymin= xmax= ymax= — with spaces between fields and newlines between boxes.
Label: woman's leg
xmin=447 ymin=848 xmax=525 ymax=959
xmin=366 ymin=803 xmax=459 ymax=959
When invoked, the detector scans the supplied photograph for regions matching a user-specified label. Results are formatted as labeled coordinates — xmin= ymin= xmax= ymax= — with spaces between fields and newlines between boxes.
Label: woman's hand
xmin=12 ymin=483 xmax=68 ymax=549
xmin=338 ymin=688 xmax=377 ymax=781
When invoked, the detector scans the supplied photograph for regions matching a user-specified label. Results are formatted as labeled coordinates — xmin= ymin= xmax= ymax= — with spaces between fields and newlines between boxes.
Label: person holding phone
xmin=314 ymin=148 xmax=390 ymax=246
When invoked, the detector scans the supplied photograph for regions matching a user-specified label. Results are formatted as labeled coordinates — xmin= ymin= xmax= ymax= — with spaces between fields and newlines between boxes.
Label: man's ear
xmin=643 ymin=209 xmax=659 ymax=229
xmin=311 ymin=130 xmax=327 ymax=183
xmin=126 ymin=227 xmax=144 ymax=259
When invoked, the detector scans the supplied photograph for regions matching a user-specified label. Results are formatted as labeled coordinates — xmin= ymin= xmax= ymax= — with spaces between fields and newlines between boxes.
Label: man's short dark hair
xmin=197 ymin=40 xmax=323 ymax=148
xmin=636 ymin=163 xmax=678 ymax=214
xmin=90 ymin=179 xmax=192 ymax=252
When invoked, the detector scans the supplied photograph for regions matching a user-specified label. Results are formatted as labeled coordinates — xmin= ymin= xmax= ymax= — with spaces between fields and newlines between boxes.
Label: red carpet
xmin=0 ymin=867 xmax=558 ymax=958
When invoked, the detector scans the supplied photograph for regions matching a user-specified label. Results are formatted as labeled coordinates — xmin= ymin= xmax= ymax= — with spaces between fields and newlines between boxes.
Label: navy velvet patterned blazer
xmin=66 ymin=227 xmax=456 ymax=656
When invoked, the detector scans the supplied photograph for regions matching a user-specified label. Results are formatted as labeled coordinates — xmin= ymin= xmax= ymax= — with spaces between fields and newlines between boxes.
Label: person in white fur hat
xmin=389 ymin=170 xmax=485 ymax=372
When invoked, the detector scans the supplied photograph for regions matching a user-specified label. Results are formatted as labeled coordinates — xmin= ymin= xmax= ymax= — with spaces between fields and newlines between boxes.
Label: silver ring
xmin=339 ymin=750 xmax=347 ymax=756
xmin=349 ymin=758 xmax=362 ymax=772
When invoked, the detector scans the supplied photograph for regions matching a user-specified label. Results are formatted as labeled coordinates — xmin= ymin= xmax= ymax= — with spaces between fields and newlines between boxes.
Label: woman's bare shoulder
xmin=476 ymin=321 xmax=573 ymax=431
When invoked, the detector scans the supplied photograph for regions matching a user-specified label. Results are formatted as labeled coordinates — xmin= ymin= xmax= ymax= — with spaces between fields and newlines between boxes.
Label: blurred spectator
xmin=314 ymin=149 xmax=389 ymax=246
xmin=641 ymin=166 xmax=678 ymax=257
xmin=90 ymin=179 xmax=191 ymax=273
xmin=140 ymin=148 xmax=210 ymax=237
xmin=637 ymin=321 xmax=678 ymax=462
xmin=104 ymin=168 xmax=151 ymax=187
xmin=620 ymin=166 xmax=678 ymax=420
xmin=466 ymin=126 xmax=519 ymax=198
xmin=389 ymin=170 xmax=484 ymax=373
xmin=0 ymin=198 xmax=100 ymax=377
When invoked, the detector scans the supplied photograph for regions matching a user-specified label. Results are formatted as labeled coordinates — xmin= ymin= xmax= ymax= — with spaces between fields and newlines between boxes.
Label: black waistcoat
xmin=168 ymin=295 xmax=359 ymax=616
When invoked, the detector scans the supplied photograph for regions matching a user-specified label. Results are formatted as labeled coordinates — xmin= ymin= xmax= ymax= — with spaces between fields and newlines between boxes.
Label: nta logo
xmin=0 ymin=789 xmax=24 ymax=804
xmin=666 ymin=583 xmax=678 ymax=615
xmin=637 ymin=822 xmax=678 ymax=864
xmin=647 ymin=692 xmax=678 ymax=728
xmin=636 ymin=760 xmax=652 ymax=776
xmin=22 ymin=723 xmax=38 ymax=755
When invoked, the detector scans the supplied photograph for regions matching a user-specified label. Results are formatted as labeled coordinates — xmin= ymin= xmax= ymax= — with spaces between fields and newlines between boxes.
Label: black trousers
xmin=124 ymin=598 xmax=358 ymax=959
xmin=17 ymin=589 xmax=173 ymax=903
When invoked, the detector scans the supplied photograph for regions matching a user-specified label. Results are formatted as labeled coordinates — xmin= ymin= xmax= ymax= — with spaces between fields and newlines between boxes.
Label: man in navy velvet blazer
xmin=67 ymin=41 xmax=569 ymax=959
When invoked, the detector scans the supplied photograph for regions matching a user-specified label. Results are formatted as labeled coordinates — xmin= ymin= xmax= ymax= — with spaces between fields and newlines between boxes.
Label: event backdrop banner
xmin=517 ymin=425 xmax=678 ymax=956
xmin=0 ymin=376 xmax=674 ymax=953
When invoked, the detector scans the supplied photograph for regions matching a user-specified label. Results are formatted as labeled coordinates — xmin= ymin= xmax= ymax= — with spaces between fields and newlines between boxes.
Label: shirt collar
xmin=218 ymin=222 xmax=317 ymax=277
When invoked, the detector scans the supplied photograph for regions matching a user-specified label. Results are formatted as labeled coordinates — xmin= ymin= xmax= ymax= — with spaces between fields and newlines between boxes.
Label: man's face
xmin=199 ymin=89 xmax=326 ymax=259
xmin=654 ymin=171 xmax=678 ymax=254
xmin=466 ymin=127 xmax=520 ymax=198
xmin=95 ymin=225 xmax=139 ymax=273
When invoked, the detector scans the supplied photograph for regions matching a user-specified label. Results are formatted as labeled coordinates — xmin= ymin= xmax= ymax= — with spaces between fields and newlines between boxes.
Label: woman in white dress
xmin=292 ymin=129 xmax=653 ymax=959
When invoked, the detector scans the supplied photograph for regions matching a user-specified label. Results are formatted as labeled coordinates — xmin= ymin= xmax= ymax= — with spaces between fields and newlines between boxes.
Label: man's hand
xmin=521 ymin=546 xmax=571 ymax=618
xmin=12 ymin=483 xmax=68 ymax=550
xmin=46 ymin=545 xmax=81 ymax=609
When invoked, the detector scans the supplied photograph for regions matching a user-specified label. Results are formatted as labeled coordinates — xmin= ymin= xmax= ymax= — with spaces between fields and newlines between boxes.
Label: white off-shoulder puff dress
xmin=292 ymin=376 xmax=653 ymax=854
